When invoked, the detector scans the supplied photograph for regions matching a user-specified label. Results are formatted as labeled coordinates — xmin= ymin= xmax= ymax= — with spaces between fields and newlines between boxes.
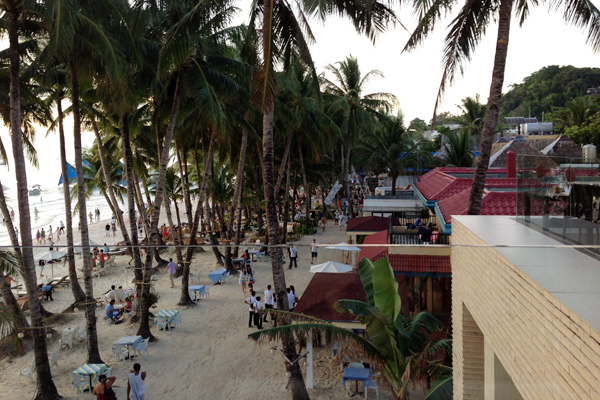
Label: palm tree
xmin=355 ymin=112 xmax=430 ymax=195
xmin=404 ymin=0 xmax=600 ymax=214
xmin=3 ymin=0 xmax=60 ymax=396
xmin=322 ymin=55 xmax=397 ymax=213
xmin=448 ymin=95 xmax=486 ymax=137
xmin=249 ymin=257 xmax=451 ymax=400
xmin=442 ymin=130 xmax=474 ymax=167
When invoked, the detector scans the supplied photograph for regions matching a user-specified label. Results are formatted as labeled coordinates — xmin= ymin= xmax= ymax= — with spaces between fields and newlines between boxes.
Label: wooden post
xmin=306 ymin=330 xmax=314 ymax=389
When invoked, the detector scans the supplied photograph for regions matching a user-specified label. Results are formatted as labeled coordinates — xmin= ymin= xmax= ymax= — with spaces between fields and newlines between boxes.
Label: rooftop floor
xmin=454 ymin=215 xmax=600 ymax=331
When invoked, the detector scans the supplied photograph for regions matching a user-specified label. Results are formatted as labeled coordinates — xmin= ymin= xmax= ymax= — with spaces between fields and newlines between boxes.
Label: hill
xmin=500 ymin=65 xmax=600 ymax=118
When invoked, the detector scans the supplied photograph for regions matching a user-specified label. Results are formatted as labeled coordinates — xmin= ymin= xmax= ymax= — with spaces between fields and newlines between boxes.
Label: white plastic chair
xmin=364 ymin=372 xmax=380 ymax=399
xmin=77 ymin=328 xmax=87 ymax=343
xmin=48 ymin=344 xmax=60 ymax=375
xmin=103 ymin=366 xmax=114 ymax=379
xmin=201 ymin=287 xmax=210 ymax=299
xmin=18 ymin=358 xmax=35 ymax=383
xmin=220 ymin=272 xmax=229 ymax=284
xmin=61 ymin=327 xmax=78 ymax=349
xmin=71 ymin=372 xmax=88 ymax=397
xmin=189 ymin=273 xmax=200 ymax=285
xmin=155 ymin=316 xmax=170 ymax=334
xmin=112 ymin=345 xmax=128 ymax=365
xmin=134 ymin=338 xmax=150 ymax=360
xmin=171 ymin=313 xmax=182 ymax=331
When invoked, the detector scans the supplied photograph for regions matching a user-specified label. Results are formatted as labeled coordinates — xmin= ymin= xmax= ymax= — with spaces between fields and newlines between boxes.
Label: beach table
xmin=113 ymin=336 xmax=142 ymax=360
xmin=342 ymin=367 xmax=370 ymax=397
xmin=248 ymin=249 xmax=260 ymax=261
xmin=208 ymin=268 xmax=227 ymax=284
xmin=232 ymin=257 xmax=245 ymax=268
xmin=74 ymin=363 xmax=107 ymax=390
xmin=188 ymin=285 xmax=205 ymax=301
xmin=155 ymin=310 xmax=180 ymax=329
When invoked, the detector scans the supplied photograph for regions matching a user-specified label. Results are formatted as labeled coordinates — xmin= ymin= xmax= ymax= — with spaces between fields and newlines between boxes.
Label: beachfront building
xmin=452 ymin=215 xmax=600 ymax=399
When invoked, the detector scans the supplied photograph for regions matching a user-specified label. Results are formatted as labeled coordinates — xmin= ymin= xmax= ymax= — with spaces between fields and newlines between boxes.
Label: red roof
xmin=346 ymin=216 xmax=391 ymax=232
xmin=389 ymin=254 xmax=451 ymax=274
xmin=294 ymin=272 xmax=409 ymax=321
xmin=416 ymin=168 xmax=518 ymax=202
xmin=356 ymin=230 xmax=388 ymax=267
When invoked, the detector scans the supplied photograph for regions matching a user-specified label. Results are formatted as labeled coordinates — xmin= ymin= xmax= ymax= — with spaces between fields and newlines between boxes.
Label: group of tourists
xmin=245 ymin=284 xmax=298 ymax=330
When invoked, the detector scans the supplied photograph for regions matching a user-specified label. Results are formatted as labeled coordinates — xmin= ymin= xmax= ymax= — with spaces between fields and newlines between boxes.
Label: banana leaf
xmin=357 ymin=257 xmax=375 ymax=306
xmin=372 ymin=257 xmax=400 ymax=323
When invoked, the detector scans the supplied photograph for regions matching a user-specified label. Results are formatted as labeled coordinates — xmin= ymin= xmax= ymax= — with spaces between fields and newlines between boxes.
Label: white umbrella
xmin=310 ymin=261 xmax=354 ymax=273
xmin=35 ymin=250 xmax=67 ymax=279
xmin=325 ymin=242 xmax=362 ymax=264
xmin=71 ymin=240 xmax=101 ymax=254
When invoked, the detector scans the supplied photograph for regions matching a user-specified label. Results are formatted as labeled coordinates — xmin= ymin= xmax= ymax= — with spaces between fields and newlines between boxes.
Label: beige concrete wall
xmin=452 ymin=219 xmax=600 ymax=400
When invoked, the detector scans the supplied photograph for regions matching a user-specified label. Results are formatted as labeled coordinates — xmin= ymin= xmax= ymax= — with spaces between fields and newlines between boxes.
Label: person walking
xmin=104 ymin=223 xmax=111 ymax=238
xmin=48 ymin=238 xmax=54 ymax=251
xmin=321 ymin=215 xmax=327 ymax=232
xmin=59 ymin=221 xmax=65 ymax=234
xmin=288 ymin=245 xmax=298 ymax=269
xmin=112 ymin=222 xmax=117 ymax=237
xmin=253 ymin=296 xmax=264 ymax=329
xmin=287 ymin=288 xmax=296 ymax=312
xmin=164 ymin=258 xmax=177 ymax=288
xmin=264 ymin=285 xmax=273 ymax=322
xmin=127 ymin=362 xmax=147 ymax=400
xmin=339 ymin=214 xmax=345 ymax=229
xmin=34 ymin=207 xmax=38 ymax=218
xmin=48 ymin=225 xmax=53 ymax=241
xmin=40 ymin=228 xmax=45 ymax=244
xmin=245 ymin=290 xmax=256 ymax=328
xmin=310 ymin=239 xmax=318 ymax=264
xmin=55 ymin=226 xmax=61 ymax=241
xmin=36 ymin=230 xmax=40 ymax=245
xmin=240 ymin=268 xmax=248 ymax=295
xmin=89 ymin=212 xmax=93 ymax=224
xmin=93 ymin=374 xmax=116 ymax=400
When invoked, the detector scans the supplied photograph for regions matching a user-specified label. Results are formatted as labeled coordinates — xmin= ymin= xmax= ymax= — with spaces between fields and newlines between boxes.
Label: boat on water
xmin=29 ymin=184 xmax=41 ymax=196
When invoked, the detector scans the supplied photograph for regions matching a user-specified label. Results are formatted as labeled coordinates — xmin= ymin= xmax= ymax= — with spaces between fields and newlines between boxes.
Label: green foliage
xmin=565 ymin=110 xmax=600 ymax=145
xmin=442 ymin=130 xmax=474 ymax=167
xmin=548 ymin=96 xmax=599 ymax=134
xmin=447 ymin=95 xmax=486 ymax=136
xmin=294 ymin=223 xmax=316 ymax=235
xmin=424 ymin=366 xmax=453 ymax=400
xmin=147 ymin=293 xmax=160 ymax=310
xmin=409 ymin=118 xmax=428 ymax=134
xmin=501 ymin=66 xmax=600 ymax=118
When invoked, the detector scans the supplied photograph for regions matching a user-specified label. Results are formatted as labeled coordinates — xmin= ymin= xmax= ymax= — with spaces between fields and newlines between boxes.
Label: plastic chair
xmin=364 ymin=372 xmax=380 ymax=399
xmin=220 ymin=272 xmax=229 ymax=284
xmin=134 ymin=338 xmax=150 ymax=360
xmin=104 ymin=366 xmax=114 ymax=378
xmin=48 ymin=344 xmax=60 ymax=375
xmin=201 ymin=287 xmax=210 ymax=299
xmin=18 ymin=358 xmax=35 ymax=383
xmin=77 ymin=328 xmax=87 ymax=343
xmin=112 ymin=345 xmax=128 ymax=365
xmin=155 ymin=316 xmax=170 ymax=334
xmin=71 ymin=372 xmax=88 ymax=397
xmin=189 ymin=273 xmax=200 ymax=285
xmin=171 ymin=313 xmax=182 ymax=331
xmin=61 ymin=327 xmax=78 ymax=349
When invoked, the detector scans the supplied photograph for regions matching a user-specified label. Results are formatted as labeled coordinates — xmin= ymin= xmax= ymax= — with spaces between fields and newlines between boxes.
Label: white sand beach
xmin=0 ymin=210 xmax=406 ymax=399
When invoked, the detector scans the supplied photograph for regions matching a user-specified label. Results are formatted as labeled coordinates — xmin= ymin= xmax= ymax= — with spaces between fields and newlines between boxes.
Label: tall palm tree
xmin=322 ymin=55 xmax=397 ymax=213
xmin=447 ymin=94 xmax=486 ymax=136
xmin=442 ymin=130 xmax=474 ymax=167
xmin=3 ymin=0 xmax=60 ymax=396
xmin=404 ymin=0 xmax=600 ymax=214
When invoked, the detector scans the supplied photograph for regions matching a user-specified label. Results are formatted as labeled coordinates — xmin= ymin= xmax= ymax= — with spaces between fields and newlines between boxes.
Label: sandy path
xmin=0 ymin=211 xmax=403 ymax=399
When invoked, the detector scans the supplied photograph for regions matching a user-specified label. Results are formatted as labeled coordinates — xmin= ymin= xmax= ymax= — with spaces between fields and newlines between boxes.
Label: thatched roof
xmin=491 ymin=137 xmax=510 ymax=156
xmin=541 ymin=135 xmax=582 ymax=159
xmin=488 ymin=136 xmax=557 ymax=168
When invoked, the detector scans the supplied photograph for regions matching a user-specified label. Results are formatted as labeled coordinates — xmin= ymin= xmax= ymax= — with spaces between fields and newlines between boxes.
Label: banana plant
xmin=249 ymin=257 xmax=452 ymax=399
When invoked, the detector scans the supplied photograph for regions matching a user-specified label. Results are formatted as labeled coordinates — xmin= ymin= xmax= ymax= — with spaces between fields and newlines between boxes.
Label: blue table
xmin=208 ymin=268 xmax=226 ymax=284
xmin=113 ymin=335 xmax=142 ymax=360
xmin=343 ymin=368 xmax=370 ymax=397
xmin=155 ymin=310 xmax=180 ymax=330
xmin=74 ymin=363 xmax=107 ymax=391
xmin=189 ymin=285 xmax=205 ymax=301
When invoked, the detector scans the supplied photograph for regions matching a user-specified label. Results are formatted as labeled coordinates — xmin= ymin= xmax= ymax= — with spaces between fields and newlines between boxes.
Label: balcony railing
xmin=389 ymin=232 xmax=450 ymax=245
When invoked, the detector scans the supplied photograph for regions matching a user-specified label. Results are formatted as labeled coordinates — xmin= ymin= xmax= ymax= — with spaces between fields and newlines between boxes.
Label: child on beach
xmin=36 ymin=230 xmax=40 ymax=244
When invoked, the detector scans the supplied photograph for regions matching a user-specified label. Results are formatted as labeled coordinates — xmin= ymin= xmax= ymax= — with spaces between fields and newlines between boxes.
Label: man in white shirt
xmin=245 ymin=290 xmax=256 ymax=328
xmin=253 ymin=296 xmax=264 ymax=329
xmin=310 ymin=239 xmax=318 ymax=264
xmin=271 ymin=296 xmax=278 ymax=327
xmin=287 ymin=288 xmax=296 ymax=312
xmin=264 ymin=285 xmax=274 ymax=323
xmin=288 ymin=245 xmax=298 ymax=269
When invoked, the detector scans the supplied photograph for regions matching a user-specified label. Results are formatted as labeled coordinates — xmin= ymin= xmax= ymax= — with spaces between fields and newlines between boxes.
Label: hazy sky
xmin=236 ymin=3 xmax=600 ymax=123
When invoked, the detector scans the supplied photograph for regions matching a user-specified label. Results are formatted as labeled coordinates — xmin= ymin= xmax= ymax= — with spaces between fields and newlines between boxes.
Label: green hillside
xmin=500 ymin=65 xmax=600 ymax=118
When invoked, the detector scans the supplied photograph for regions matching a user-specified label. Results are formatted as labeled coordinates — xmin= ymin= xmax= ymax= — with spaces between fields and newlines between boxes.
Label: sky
xmin=235 ymin=2 xmax=600 ymax=123
xmin=1 ymin=0 xmax=600 ymax=183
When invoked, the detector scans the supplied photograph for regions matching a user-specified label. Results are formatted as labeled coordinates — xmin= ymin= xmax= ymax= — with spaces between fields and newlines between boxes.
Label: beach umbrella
xmin=35 ymin=250 xmax=67 ymax=278
xmin=309 ymin=261 xmax=354 ymax=273
xmin=325 ymin=242 xmax=362 ymax=264
xmin=71 ymin=240 xmax=100 ymax=254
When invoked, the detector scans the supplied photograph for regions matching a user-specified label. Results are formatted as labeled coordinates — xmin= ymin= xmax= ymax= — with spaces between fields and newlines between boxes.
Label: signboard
xmin=324 ymin=180 xmax=341 ymax=205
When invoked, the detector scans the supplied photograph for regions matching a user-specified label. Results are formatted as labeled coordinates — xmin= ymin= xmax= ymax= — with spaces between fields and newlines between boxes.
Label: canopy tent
xmin=58 ymin=160 xmax=125 ymax=186
xmin=309 ymin=261 xmax=354 ymax=274
xmin=325 ymin=242 xmax=362 ymax=265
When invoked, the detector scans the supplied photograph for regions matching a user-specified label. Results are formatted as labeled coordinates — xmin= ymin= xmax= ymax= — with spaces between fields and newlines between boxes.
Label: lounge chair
xmin=48 ymin=275 xmax=68 ymax=288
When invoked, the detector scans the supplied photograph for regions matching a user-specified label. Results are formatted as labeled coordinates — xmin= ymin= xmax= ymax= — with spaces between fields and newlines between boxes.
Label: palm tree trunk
xmin=275 ymin=132 xmax=293 ymax=196
xmin=467 ymin=0 xmax=514 ymax=215
xmin=8 ymin=9 xmax=60 ymax=398
xmin=57 ymin=95 xmax=86 ymax=303
xmin=141 ymin=69 xmax=184 ymax=335
xmin=121 ymin=114 xmax=147 ymax=330
xmin=70 ymin=61 xmax=102 ymax=364
xmin=0 ymin=180 xmax=29 ymax=332
xmin=254 ymin=167 xmax=264 ymax=235
xmin=176 ymin=143 xmax=193 ymax=226
xmin=91 ymin=118 xmax=131 ymax=243
xmin=297 ymin=142 xmax=310 ymax=224
xmin=227 ymin=126 xmax=248 ymax=261
xmin=260 ymin=55 xmax=309 ymax=398
xmin=282 ymin=160 xmax=291 ymax=244
xmin=344 ymin=132 xmax=353 ymax=217
xmin=164 ymin=193 xmax=183 ymax=266
xmin=208 ymin=164 xmax=224 ymax=263
xmin=174 ymin=201 xmax=182 ymax=228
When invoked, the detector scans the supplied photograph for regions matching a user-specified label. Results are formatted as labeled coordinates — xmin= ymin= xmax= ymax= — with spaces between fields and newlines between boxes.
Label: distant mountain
xmin=500 ymin=65 xmax=600 ymax=118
